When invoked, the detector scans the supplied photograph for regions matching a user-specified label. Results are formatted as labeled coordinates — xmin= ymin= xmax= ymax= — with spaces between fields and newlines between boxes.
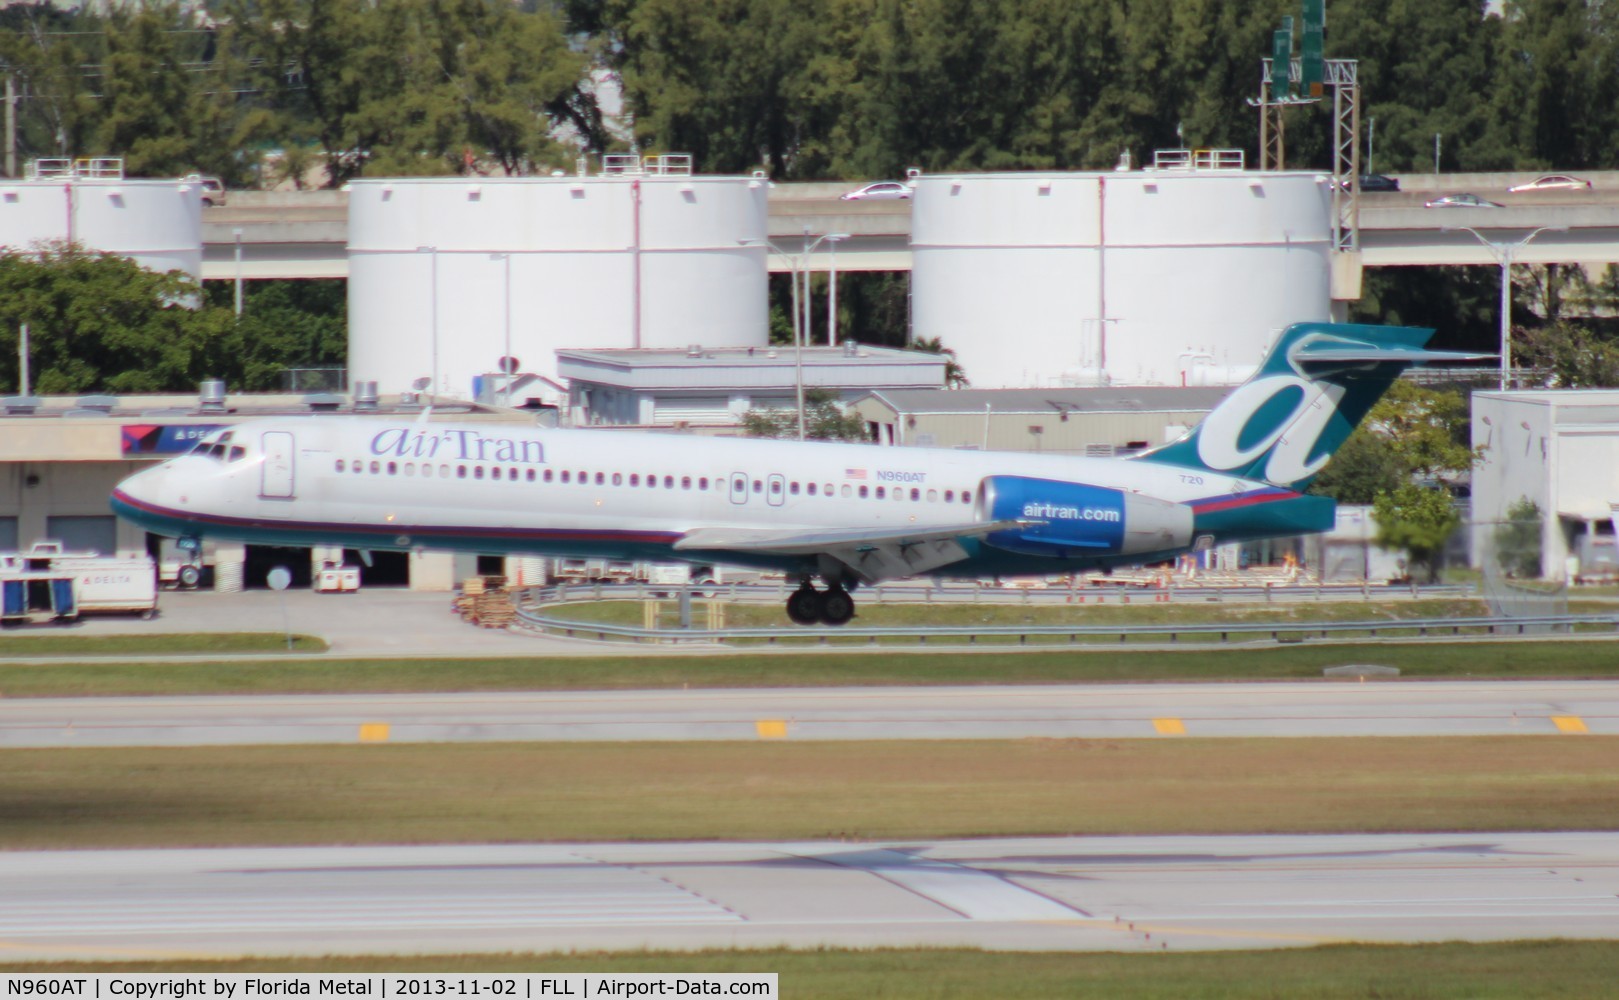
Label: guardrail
xmin=529 ymin=580 xmax=1475 ymax=607
xmin=514 ymin=590 xmax=1616 ymax=646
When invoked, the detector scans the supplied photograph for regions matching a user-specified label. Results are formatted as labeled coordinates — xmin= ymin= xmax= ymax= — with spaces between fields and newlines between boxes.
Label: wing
xmin=673 ymin=519 xmax=1025 ymax=584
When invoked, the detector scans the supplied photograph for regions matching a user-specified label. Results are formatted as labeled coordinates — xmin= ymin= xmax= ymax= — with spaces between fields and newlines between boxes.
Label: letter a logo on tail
xmin=1134 ymin=322 xmax=1489 ymax=490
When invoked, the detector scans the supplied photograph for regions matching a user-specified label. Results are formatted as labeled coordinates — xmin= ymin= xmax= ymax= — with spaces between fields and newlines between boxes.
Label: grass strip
xmin=7 ymin=942 xmax=1619 ymax=998
xmin=3 ymin=639 xmax=1619 ymax=698
xmin=4 ymin=737 xmax=1618 ymax=848
xmin=0 ymin=633 xmax=327 ymax=657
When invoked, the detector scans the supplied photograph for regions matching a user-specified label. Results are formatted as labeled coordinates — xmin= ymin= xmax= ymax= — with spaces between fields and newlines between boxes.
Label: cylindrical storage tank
xmin=347 ymin=176 xmax=770 ymax=398
xmin=910 ymin=170 xmax=1333 ymax=387
xmin=0 ymin=178 xmax=202 ymax=277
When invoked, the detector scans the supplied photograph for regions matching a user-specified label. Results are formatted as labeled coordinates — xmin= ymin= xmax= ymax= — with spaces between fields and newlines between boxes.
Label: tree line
xmin=2 ymin=0 xmax=1615 ymax=186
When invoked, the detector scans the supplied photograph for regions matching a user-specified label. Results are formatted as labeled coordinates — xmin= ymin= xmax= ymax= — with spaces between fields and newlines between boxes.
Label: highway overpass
xmin=202 ymin=172 xmax=1619 ymax=282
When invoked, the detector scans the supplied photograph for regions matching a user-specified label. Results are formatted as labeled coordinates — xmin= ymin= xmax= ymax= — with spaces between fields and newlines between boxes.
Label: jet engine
xmin=978 ymin=476 xmax=1193 ymax=559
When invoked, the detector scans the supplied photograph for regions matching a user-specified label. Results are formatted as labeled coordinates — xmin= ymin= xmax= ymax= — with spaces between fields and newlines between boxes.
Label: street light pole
xmin=742 ymin=232 xmax=847 ymax=441
xmin=1445 ymin=225 xmax=1566 ymax=391
xmin=826 ymin=234 xmax=847 ymax=346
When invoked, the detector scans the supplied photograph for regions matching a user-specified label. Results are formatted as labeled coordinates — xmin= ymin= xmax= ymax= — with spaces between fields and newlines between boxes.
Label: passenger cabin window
xmin=807 ymin=483 xmax=817 ymax=496
xmin=336 ymin=459 xmax=346 ymax=473
xmin=594 ymin=472 xmax=604 ymax=485
xmin=612 ymin=473 xmax=623 ymax=486
xmin=876 ymin=486 xmax=886 ymax=499
xmin=858 ymin=485 xmax=869 ymax=499
xmin=790 ymin=482 xmax=800 ymax=495
xmin=544 ymin=470 xmax=554 ymax=483
xmin=699 ymin=477 xmax=710 ymax=490
xmin=630 ymin=474 xmax=640 ymax=486
xmin=682 ymin=476 xmax=692 ymax=490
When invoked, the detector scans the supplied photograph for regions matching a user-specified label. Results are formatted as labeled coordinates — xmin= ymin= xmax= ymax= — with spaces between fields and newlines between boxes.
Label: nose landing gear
xmin=784 ymin=580 xmax=857 ymax=626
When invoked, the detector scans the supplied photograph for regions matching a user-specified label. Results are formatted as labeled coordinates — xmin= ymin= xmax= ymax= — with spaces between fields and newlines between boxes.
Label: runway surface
xmin=3 ymin=833 xmax=1616 ymax=960
xmin=2 ymin=680 xmax=1614 ymax=747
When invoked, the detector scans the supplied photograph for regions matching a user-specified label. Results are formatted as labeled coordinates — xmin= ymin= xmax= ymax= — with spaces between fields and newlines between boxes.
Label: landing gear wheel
xmin=177 ymin=565 xmax=202 ymax=589
xmin=819 ymin=587 xmax=856 ymax=626
xmin=785 ymin=586 xmax=824 ymax=626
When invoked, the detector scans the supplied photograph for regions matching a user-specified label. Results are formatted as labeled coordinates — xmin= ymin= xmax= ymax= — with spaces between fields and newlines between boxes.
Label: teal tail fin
xmin=1135 ymin=322 xmax=1486 ymax=490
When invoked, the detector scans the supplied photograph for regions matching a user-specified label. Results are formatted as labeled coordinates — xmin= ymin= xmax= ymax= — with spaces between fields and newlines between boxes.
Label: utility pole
xmin=5 ymin=71 xmax=16 ymax=178
xmin=19 ymin=323 xmax=30 ymax=396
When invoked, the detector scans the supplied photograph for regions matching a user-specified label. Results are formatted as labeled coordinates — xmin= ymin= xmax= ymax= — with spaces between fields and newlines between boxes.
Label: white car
xmin=841 ymin=181 xmax=912 ymax=201
xmin=1507 ymin=173 xmax=1591 ymax=193
xmin=1424 ymin=193 xmax=1502 ymax=209
xmin=180 ymin=173 xmax=227 ymax=207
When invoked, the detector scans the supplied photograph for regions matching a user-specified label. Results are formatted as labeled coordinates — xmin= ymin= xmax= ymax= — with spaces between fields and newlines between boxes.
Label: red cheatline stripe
xmin=1189 ymin=488 xmax=1300 ymax=514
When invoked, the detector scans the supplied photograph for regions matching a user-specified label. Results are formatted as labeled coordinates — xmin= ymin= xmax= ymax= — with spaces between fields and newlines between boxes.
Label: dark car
xmin=1357 ymin=173 xmax=1400 ymax=193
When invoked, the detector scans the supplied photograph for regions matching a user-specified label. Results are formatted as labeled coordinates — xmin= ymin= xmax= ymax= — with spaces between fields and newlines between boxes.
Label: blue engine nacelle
xmin=978 ymin=476 xmax=1194 ymax=559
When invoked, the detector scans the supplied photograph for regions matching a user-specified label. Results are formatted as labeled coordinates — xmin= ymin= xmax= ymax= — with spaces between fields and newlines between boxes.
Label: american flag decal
xmin=844 ymin=468 xmax=867 ymax=480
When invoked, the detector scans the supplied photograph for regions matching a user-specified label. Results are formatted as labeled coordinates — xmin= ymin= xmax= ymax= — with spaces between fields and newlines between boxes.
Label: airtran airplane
xmin=111 ymin=322 xmax=1480 ymax=625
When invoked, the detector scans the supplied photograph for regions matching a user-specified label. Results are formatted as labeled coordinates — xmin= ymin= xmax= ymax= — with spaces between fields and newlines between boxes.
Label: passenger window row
xmin=330 ymin=458 xmax=972 ymax=505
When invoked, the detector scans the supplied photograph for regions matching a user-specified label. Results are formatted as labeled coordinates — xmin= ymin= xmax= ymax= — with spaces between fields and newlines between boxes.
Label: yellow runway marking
xmin=1552 ymin=715 xmax=1589 ymax=734
xmin=358 ymin=722 xmax=391 ymax=742
xmin=1152 ymin=717 xmax=1186 ymax=735
xmin=756 ymin=719 xmax=789 ymax=739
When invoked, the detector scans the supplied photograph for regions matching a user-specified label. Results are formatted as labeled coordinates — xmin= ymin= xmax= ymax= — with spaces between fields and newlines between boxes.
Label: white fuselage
xmin=112 ymin=416 xmax=1249 ymax=577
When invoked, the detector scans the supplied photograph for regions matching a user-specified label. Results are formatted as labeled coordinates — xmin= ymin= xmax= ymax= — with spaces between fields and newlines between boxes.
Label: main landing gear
xmin=785 ymin=580 xmax=857 ymax=626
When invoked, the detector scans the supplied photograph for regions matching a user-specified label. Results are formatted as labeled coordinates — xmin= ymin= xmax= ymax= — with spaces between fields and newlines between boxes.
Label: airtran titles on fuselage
xmin=369 ymin=427 xmax=546 ymax=465
xmin=1021 ymin=501 xmax=1121 ymax=523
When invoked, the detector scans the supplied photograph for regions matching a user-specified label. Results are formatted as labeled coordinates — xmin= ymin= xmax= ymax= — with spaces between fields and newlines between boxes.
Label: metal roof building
xmin=852 ymin=386 xmax=1230 ymax=453
xmin=557 ymin=344 xmax=947 ymax=427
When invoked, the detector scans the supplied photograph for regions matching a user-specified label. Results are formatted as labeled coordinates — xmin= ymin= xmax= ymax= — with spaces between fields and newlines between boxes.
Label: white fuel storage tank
xmin=0 ymin=167 xmax=202 ymax=278
xmin=910 ymin=169 xmax=1334 ymax=388
xmin=347 ymin=174 xmax=770 ymax=400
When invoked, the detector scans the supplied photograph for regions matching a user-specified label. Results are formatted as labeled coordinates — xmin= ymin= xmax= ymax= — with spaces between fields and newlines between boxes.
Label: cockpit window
xmin=190 ymin=430 xmax=247 ymax=463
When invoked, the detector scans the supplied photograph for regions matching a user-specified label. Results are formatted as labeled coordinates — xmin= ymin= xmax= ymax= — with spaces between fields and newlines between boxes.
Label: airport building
xmin=851 ymin=386 xmax=1228 ymax=453
xmin=0 ymin=389 xmax=536 ymax=591
xmin=1471 ymin=390 xmax=1619 ymax=581
xmin=559 ymin=344 xmax=946 ymax=428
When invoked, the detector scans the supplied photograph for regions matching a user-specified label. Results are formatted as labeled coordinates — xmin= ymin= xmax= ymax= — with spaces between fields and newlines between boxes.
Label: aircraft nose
xmin=110 ymin=463 xmax=174 ymax=530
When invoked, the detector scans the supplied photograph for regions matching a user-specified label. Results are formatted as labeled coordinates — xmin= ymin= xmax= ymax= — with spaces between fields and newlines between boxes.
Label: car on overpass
xmin=1507 ymin=173 xmax=1592 ymax=193
xmin=1425 ymin=193 xmax=1502 ymax=209
xmin=841 ymin=181 xmax=912 ymax=201
xmin=1356 ymin=174 xmax=1400 ymax=193
xmin=181 ymin=173 xmax=228 ymax=207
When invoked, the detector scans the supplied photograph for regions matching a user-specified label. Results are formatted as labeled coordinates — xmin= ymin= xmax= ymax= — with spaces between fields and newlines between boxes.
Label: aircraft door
xmin=767 ymin=473 xmax=786 ymax=507
xmin=260 ymin=431 xmax=296 ymax=498
xmin=729 ymin=472 xmax=748 ymax=505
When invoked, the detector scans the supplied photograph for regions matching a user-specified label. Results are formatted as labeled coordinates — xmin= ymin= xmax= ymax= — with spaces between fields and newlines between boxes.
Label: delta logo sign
xmin=120 ymin=424 xmax=229 ymax=456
